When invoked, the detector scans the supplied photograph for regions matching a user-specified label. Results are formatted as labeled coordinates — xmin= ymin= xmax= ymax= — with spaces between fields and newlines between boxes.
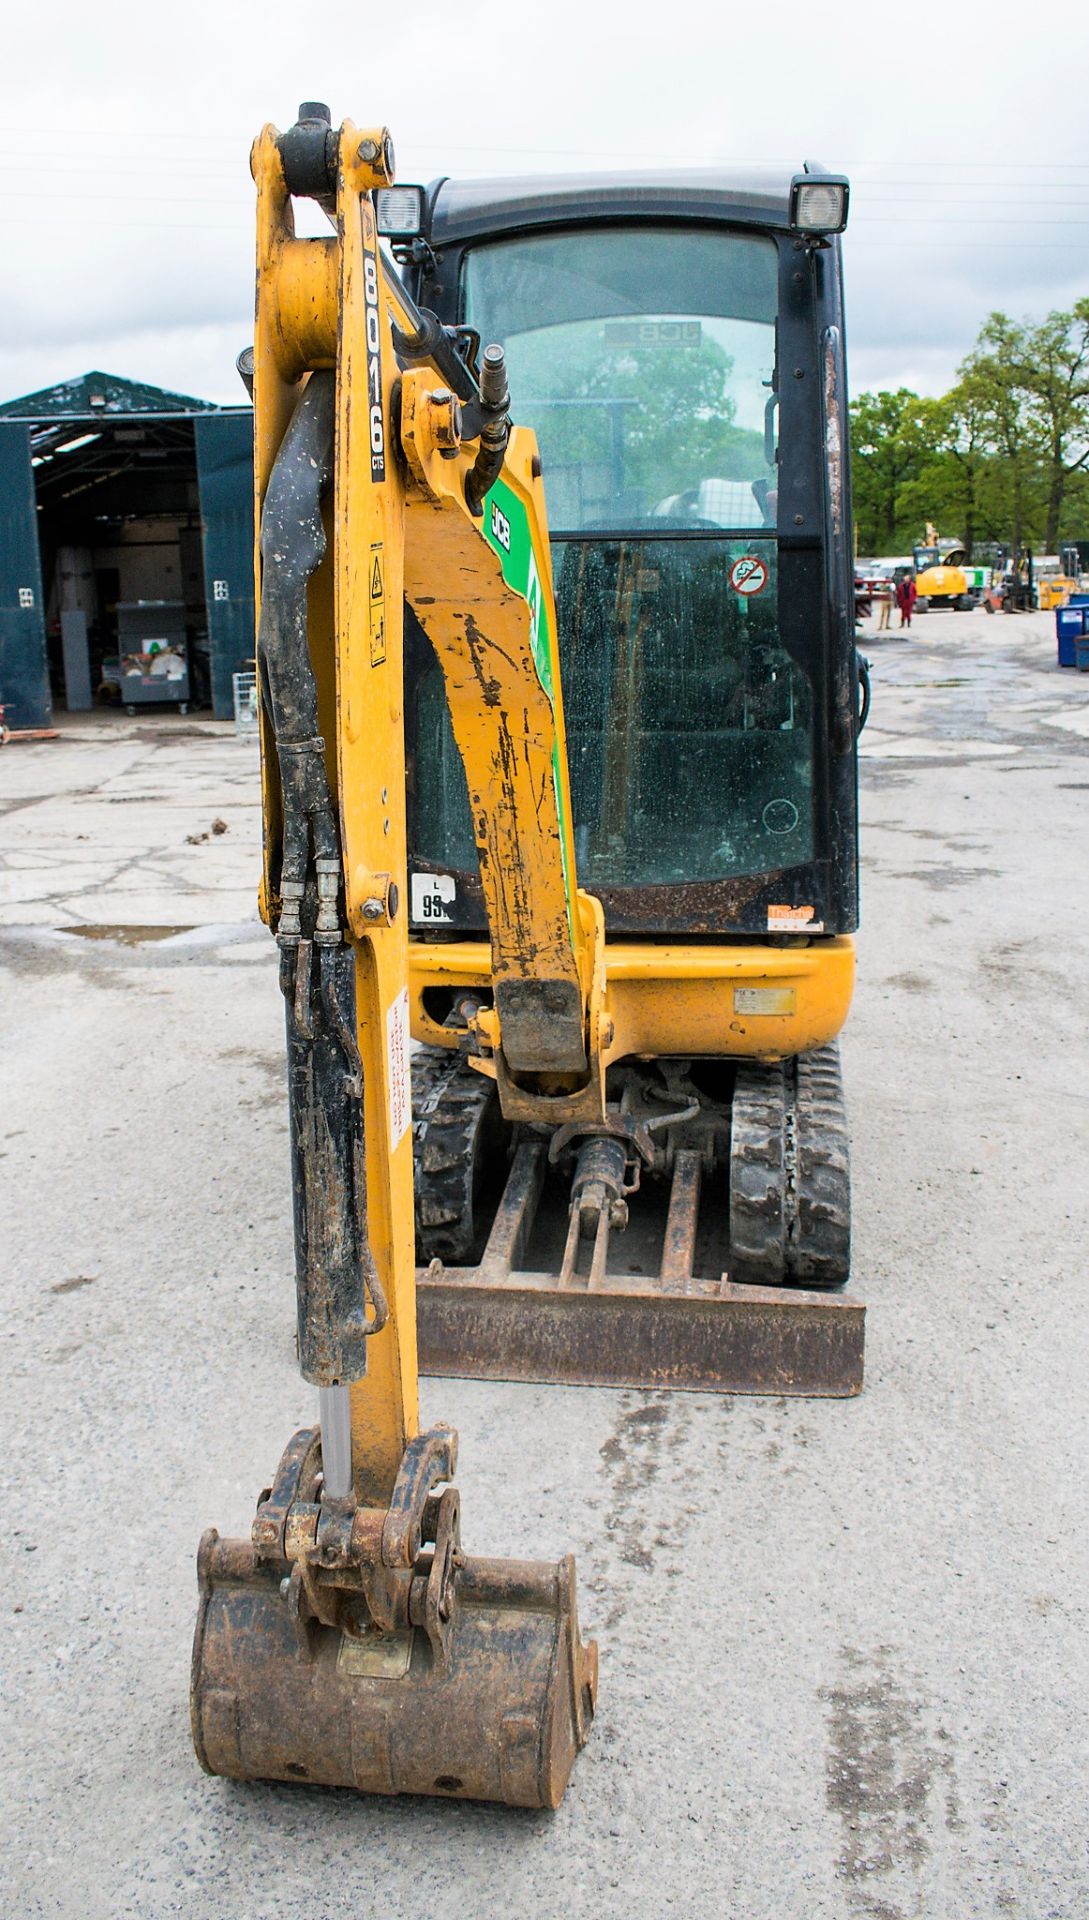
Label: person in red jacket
xmin=896 ymin=572 xmax=918 ymax=630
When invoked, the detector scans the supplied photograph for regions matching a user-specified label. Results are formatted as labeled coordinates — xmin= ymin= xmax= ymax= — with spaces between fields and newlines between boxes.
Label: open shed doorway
xmin=0 ymin=372 xmax=255 ymax=727
xmin=33 ymin=411 xmax=210 ymax=714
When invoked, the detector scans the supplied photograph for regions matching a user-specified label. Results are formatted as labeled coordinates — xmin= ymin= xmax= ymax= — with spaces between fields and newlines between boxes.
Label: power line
xmin=855 ymin=192 xmax=1089 ymax=203
xmin=4 ymin=166 xmax=1089 ymax=206
xmin=845 ymin=241 xmax=1086 ymax=251
xmin=3 ymin=178 xmax=1089 ymax=226
xmin=0 ymin=123 xmax=1088 ymax=169
xmin=849 ymin=217 xmax=1089 ymax=226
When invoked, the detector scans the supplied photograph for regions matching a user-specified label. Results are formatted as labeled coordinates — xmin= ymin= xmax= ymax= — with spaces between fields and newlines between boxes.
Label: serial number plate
xmin=337 ymin=1628 xmax=414 ymax=1679
xmin=733 ymin=987 xmax=796 ymax=1015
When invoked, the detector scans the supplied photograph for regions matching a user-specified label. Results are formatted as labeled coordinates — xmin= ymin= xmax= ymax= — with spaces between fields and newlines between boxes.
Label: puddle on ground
xmin=64 ymin=924 xmax=195 ymax=946
xmin=859 ymin=737 xmax=1016 ymax=760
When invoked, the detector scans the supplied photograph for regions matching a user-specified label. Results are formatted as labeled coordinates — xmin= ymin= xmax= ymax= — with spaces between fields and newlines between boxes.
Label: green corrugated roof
xmin=0 ymin=370 xmax=219 ymax=419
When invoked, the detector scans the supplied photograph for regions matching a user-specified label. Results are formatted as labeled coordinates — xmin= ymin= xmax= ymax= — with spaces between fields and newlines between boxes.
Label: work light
xmin=789 ymin=175 xmax=850 ymax=236
xmin=376 ymin=185 xmax=424 ymax=238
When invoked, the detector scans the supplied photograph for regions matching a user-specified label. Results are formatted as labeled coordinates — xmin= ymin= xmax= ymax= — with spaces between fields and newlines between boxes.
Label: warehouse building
xmin=0 ymin=372 xmax=254 ymax=727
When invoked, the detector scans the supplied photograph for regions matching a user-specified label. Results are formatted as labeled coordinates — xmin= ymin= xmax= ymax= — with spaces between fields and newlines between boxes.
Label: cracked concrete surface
xmin=0 ymin=712 xmax=262 ymax=929
xmin=2 ymin=613 xmax=1089 ymax=1919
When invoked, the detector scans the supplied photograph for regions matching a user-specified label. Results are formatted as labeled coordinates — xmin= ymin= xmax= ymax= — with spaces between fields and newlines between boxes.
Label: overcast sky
xmin=3 ymin=0 xmax=1087 ymax=411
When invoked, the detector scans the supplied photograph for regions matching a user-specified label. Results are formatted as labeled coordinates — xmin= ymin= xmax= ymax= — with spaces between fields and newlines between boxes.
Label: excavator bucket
xmin=192 ymin=1533 xmax=596 ymax=1808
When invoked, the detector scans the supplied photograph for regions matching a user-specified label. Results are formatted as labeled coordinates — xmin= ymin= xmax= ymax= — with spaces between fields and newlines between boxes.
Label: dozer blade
xmin=192 ymin=1533 xmax=597 ymax=1809
xmin=416 ymin=1143 xmax=864 ymax=1396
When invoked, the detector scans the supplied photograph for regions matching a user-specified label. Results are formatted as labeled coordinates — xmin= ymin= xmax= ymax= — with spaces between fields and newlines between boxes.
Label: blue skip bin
xmin=1056 ymin=604 xmax=1086 ymax=666
xmin=1076 ymin=633 xmax=1089 ymax=672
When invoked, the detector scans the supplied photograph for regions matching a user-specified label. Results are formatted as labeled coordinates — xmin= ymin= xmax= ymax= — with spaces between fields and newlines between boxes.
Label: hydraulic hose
xmin=259 ymin=371 xmax=385 ymax=1387
xmin=258 ymin=370 xmax=339 ymax=942
xmin=856 ymin=650 xmax=872 ymax=735
xmin=465 ymin=344 xmax=511 ymax=517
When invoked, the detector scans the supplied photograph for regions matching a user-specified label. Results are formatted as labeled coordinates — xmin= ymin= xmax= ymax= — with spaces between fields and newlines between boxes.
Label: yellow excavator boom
xmin=190 ymin=108 xmax=597 ymax=1811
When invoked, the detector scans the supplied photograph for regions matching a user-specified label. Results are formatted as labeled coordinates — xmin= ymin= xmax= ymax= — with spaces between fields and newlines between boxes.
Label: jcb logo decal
xmin=490 ymin=501 xmax=511 ymax=551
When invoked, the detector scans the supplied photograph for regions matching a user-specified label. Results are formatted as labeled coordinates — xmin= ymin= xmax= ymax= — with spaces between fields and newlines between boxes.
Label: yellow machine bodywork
xmin=248 ymin=117 xmax=611 ymax=1471
xmin=1038 ymin=574 xmax=1076 ymax=611
xmin=913 ymin=529 xmax=972 ymax=608
xmin=411 ymin=935 xmax=855 ymax=1067
xmin=252 ymin=122 xmax=856 ymax=1142
xmin=189 ymin=101 xmax=867 ymax=1820
xmin=915 ymin=560 xmax=970 ymax=601
xmin=252 ymin=119 xmax=421 ymax=1492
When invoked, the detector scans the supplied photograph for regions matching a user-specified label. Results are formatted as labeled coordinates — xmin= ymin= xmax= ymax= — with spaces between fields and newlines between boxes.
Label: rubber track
xmin=728 ymin=1044 xmax=851 ymax=1289
xmin=411 ymin=1046 xmax=497 ymax=1264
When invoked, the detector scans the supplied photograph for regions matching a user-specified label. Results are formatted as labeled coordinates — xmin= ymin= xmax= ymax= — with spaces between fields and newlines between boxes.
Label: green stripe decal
xmin=482 ymin=478 xmax=575 ymax=932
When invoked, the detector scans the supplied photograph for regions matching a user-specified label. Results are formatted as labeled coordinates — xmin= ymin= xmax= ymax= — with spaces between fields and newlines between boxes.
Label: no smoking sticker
xmin=729 ymin=554 xmax=769 ymax=596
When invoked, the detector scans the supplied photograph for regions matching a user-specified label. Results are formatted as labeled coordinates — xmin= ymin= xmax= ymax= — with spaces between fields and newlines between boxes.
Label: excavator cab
xmin=404 ymin=187 xmax=855 ymax=935
xmin=394 ymin=171 xmax=866 ymax=1393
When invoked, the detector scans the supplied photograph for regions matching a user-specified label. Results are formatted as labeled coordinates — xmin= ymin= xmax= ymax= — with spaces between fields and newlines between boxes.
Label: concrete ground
xmin=2 ymin=610 xmax=1088 ymax=1920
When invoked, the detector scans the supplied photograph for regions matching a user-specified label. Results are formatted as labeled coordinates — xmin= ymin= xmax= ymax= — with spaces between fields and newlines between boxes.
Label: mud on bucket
xmin=191 ymin=1530 xmax=598 ymax=1809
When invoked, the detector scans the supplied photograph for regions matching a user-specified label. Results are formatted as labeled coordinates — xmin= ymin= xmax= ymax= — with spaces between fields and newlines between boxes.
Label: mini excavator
xmin=190 ymin=107 xmax=863 ymax=1810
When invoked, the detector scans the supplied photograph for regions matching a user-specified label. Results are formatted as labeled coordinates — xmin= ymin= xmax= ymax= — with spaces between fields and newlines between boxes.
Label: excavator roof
xmin=426 ymin=168 xmax=808 ymax=242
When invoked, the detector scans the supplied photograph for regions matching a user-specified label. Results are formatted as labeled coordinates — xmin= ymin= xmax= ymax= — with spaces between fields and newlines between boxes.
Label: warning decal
xmin=369 ymin=543 xmax=385 ymax=667
xmin=728 ymin=554 xmax=769 ymax=596
xmin=768 ymin=904 xmax=825 ymax=934
xmin=386 ymin=988 xmax=412 ymax=1148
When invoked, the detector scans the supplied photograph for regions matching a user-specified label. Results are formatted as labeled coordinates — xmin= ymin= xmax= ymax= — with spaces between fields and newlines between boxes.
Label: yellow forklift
xmin=190 ymin=107 xmax=863 ymax=1809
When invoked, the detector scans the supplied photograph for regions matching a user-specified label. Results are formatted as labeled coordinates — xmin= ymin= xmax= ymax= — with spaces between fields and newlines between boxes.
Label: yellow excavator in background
xmin=912 ymin=524 xmax=977 ymax=611
xmin=190 ymin=106 xmax=865 ymax=1811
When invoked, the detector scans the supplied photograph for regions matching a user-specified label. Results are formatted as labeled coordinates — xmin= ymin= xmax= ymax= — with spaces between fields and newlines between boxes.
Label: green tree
xmin=958 ymin=316 xmax=1045 ymax=551
xmin=848 ymin=388 xmax=930 ymax=552
xmin=511 ymin=323 xmax=764 ymax=518
xmin=1015 ymin=301 xmax=1089 ymax=549
xmin=894 ymin=390 xmax=984 ymax=553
